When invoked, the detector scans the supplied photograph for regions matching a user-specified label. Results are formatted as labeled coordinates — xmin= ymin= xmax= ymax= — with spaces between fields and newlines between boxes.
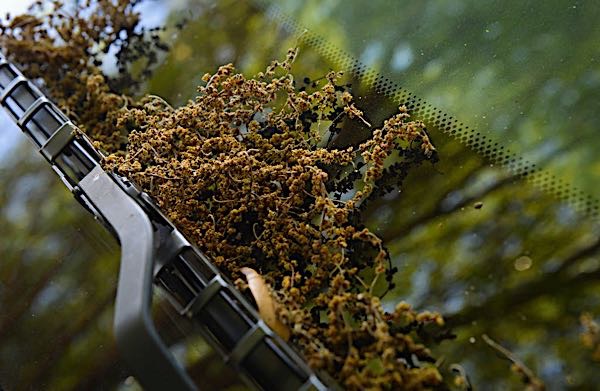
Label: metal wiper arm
xmin=0 ymin=53 xmax=334 ymax=391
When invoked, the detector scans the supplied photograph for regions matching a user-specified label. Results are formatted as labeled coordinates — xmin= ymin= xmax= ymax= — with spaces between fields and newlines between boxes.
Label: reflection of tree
xmin=277 ymin=0 xmax=600 ymax=196
xmin=0 ymin=136 xmax=121 ymax=390
xmin=150 ymin=1 xmax=600 ymax=386
xmin=3 ymin=0 xmax=600 ymax=389
xmin=0 ymin=251 xmax=64 ymax=339
xmin=448 ymin=237 xmax=600 ymax=328
xmin=237 ymin=1 xmax=600 ymax=388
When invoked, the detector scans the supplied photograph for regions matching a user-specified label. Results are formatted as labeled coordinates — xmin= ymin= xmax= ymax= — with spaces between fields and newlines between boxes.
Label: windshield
xmin=1 ymin=1 xmax=599 ymax=390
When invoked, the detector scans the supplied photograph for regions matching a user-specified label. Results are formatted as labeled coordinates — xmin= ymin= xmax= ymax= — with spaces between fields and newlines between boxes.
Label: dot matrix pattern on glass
xmin=262 ymin=3 xmax=600 ymax=219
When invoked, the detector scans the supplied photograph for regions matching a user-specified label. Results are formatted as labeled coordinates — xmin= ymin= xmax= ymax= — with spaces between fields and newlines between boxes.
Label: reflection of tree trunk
xmin=382 ymin=172 xmax=515 ymax=243
xmin=0 ymin=258 xmax=64 ymax=340
xmin=19 ymin=292 xmax=115 ymax=391
xmin=380 ymin=137 xmax=577 ymax=243
xmin=70 ymin=346 xmax=125 ymax=391
xmin=446 ymin=237 xmax=600 ymax=328
xmin=552 ymin=236 xmax=600 ymax=275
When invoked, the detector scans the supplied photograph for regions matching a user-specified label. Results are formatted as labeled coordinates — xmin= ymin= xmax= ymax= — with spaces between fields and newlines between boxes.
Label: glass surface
xmin=0 ymin=112 xmax=126 ymax=389
xmin=141 ymin=0 xmax=600 ymax=389
xmin=1 ymin=0 xmax=600 ymax=390
xmin=268 ymin=0 xmax=600 ymax=199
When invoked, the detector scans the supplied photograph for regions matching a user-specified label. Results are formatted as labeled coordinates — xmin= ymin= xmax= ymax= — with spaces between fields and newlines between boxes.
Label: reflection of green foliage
xmin=269 ymin=0 xmax=600 ymax=198
xmin=3 ymin=0 xmax=600 ymax=389
xmin=0 ymin=139 xmax=121 ymax=390
xmin=159 ymin=1 xmax=600 ymax=386
xmin=149 ymin=0 xmax=290 ymax=105
xmin=375 ymin=131 xmax=600 ymax=388
xmin=247 ymin=1 xmax=600 ymax=388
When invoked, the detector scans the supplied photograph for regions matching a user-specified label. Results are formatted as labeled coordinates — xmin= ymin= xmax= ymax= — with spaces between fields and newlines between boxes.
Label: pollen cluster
xmin=1 ymin=1 xmax=448 ymax=389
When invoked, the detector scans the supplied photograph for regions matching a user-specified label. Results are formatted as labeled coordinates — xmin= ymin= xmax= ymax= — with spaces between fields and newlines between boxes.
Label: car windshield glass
xmin=1 ymin=1 xmax=599 ymax=390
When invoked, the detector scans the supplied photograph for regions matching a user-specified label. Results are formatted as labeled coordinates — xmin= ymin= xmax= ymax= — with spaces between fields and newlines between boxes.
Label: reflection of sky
xmin=0 ymin=112 xmax=22 ymax=165
xmin=135 ymin=0 xmax=171 ymax=28
xmin=0 ymin=0 xmax=30 ymax=16
xmin=0 ymin=0 xmax=175 ymax=24
xmin=0 ymin=1 xmax=34 ymax=165
xmin=0 ymin=0 xmax=173 ymax=164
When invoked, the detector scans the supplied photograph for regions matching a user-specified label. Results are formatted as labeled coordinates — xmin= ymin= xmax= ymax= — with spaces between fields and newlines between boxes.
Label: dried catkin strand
xmin=482 ymin=334 xmax=545 ymax=391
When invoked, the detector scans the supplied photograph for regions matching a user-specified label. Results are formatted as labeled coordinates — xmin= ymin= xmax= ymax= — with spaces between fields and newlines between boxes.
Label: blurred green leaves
xmin=3 ymin=0 xmax=600 ymax=389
